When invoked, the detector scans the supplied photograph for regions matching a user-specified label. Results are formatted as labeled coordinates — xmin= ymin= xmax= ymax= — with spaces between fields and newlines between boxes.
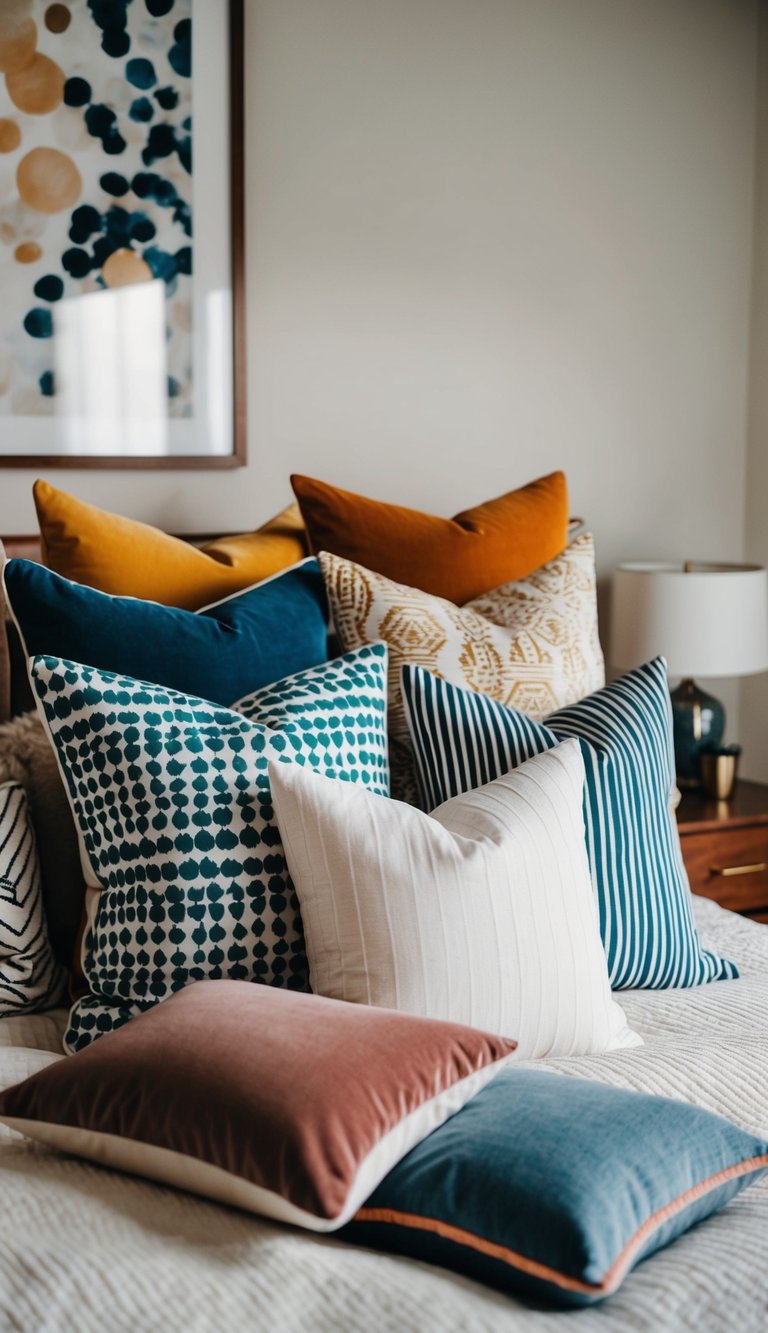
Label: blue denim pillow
xmin=342 ymin=1069 xmax=768 ymax=1307
xmin=3 ymin=556 xmax=328 ymax=707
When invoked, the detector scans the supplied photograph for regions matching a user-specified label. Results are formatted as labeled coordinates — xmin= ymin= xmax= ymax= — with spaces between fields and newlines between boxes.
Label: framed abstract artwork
xmin=0 ymin=0 xmax=245 ymax=468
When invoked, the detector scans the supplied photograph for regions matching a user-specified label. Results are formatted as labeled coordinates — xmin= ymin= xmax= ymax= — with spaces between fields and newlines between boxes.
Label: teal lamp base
xmin=670 ymin=678 xmax=725 ymax=787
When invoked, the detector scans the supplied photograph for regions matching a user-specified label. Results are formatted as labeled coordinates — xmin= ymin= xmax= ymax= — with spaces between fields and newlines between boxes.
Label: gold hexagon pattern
xmin=320 ymin=533 xmax=605 ymax=757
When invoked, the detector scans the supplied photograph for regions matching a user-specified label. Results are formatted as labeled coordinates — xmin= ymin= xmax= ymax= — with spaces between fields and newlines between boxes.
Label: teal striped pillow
xmin=401 ymin=658 xmax=737 ymax=989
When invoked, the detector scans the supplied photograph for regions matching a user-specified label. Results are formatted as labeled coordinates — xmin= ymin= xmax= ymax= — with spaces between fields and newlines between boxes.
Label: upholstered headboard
xmin=1 ymin=536 xmax=44 ymax=564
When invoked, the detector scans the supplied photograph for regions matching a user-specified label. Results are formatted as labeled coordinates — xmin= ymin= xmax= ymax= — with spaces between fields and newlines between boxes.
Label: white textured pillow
xmin=269 ymin=741 xmax=639 ymax=1060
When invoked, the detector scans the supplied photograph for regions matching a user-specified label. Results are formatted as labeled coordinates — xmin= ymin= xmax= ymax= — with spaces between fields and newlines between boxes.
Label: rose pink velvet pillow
xmin=0 ymin=980 xmax=514 ymax=1230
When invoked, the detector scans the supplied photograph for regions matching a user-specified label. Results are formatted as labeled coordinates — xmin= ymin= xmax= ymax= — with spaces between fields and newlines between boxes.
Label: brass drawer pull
xmin=709 ymin=862 xmax=768 ymax=878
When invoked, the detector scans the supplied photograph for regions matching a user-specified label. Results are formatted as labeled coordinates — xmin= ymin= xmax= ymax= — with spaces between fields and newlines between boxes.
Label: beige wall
xmin=0 ymin=1 xmax=759 ymax=731
xmin=742 ymin=0 xmax=768 ymax=780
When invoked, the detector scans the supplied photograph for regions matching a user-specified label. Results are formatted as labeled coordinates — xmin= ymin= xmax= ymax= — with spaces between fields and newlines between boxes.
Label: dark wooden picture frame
xmin=0 ymin=0 xmax=246 ymax=471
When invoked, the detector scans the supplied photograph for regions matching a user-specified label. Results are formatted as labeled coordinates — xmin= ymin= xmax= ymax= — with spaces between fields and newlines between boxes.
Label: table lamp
xmin=610 ymin=561 xmax=768 ymax=787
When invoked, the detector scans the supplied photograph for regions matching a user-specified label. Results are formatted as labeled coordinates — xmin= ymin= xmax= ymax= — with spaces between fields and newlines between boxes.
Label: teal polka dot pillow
xmin=30 ymin=645 xmax=389 ymax=1052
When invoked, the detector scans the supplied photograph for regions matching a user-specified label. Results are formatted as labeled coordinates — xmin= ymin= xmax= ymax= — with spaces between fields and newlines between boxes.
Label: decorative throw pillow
xmin=4 ymin=555 xmax=329 ymax=708
xmin=269 ymin=741 xmax=639 ymax=1059
xmin=30 ymin=644 xmax=390 ymax=1051
xmin=341 ymin=1068 xmax=768 ymax=1307
xmin=321 ymin=533 xmax=604 ymax=759
xmin=33 ymin=479 xmax=309 ymax=610
xmin=292 ymin=471 xmax=569 ymax=604
xmin=0 ymin=713 xmax=84 ymax=968
xmin=402 ymin=659 xmax=738 ymax=990
xmin=0 ymin=980 xmax=514 ymax=1229
xmin=0 ymin=782 xmax=66 ymax=1016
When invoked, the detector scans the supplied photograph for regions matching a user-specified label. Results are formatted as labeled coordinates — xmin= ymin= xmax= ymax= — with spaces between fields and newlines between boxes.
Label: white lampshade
xmin=610 ymin=561 xmax=768 ymax=678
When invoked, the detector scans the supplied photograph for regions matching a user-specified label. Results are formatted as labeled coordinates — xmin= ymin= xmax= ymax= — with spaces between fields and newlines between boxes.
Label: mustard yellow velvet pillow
xmin=33 ymin=480 xmax=308 ymax=610
xmin=292 ymin=472 xmax=569 ymax=605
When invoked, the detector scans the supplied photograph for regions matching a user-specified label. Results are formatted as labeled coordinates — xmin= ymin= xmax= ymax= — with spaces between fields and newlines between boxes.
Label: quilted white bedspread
xmin=1 ymin=897 xmax=766 ymax=1333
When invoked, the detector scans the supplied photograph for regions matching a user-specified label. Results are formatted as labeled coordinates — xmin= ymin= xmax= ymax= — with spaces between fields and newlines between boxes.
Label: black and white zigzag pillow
xmin=0 ymin=782 xmax=65 ymax=1017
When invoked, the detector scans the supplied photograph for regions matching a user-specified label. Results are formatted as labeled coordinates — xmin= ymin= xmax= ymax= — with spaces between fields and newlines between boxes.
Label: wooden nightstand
xmin=677 ymin=781 xmax=768 ymax=924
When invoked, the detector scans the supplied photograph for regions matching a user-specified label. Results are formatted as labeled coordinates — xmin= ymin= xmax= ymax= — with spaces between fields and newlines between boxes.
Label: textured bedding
xmin=0 ymin=897 xmax=766 ymax=1333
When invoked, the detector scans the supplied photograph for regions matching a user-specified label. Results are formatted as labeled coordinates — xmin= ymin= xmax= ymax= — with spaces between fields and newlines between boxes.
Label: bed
xmin=1 ymin=894 xmax=766 ymax=1333
xmin=1 ymin=490 xmax=766 ymax=1330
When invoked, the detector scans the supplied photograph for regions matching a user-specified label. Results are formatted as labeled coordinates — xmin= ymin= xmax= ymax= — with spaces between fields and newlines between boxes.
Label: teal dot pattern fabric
xmin=31 ymin=644 xmax=389 ymax=1052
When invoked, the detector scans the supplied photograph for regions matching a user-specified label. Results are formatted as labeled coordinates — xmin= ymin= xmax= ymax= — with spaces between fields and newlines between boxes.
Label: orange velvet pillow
xmin=34 ymin=480 xmax=308 ymax=611
xmin=291 ymin=472 xmax=568 ymax=604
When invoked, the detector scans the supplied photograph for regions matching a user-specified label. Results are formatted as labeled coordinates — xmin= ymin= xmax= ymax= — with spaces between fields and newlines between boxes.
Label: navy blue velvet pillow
xmin=3 ymin=557 xmax=328 ymax=707
xmin=342 ymin=1069 xmax=768 ymax=1308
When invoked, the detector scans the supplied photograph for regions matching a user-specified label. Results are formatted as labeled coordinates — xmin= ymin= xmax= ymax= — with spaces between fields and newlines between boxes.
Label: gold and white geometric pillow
xmin=320 ymin=533 xmax=605 ymax=753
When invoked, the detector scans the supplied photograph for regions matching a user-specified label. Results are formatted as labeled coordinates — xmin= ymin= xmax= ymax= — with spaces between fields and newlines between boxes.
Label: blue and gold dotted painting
xmin=0 ymin=0 xmax=192 ymax=420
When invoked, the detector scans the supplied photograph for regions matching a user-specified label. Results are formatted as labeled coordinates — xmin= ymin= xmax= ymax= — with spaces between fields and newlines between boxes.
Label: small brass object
xmin=709 ymin=861 xmax=768 ymax=878
xmin=699 ymin=751 xmax=739 ymax=801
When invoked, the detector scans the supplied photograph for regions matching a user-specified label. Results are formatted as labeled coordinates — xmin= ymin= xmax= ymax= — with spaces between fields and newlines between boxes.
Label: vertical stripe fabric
xmin=0 ymin=782 xmax=65 ymax=1016
xmin=401 ymin=658 xmax=737 ymax=990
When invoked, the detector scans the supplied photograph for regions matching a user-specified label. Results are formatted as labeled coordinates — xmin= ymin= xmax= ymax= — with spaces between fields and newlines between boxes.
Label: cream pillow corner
xmin=269 ymin=740 xmax=639 ymax=1061
xmin=319 ymin=534 xmax=605 ymax=756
